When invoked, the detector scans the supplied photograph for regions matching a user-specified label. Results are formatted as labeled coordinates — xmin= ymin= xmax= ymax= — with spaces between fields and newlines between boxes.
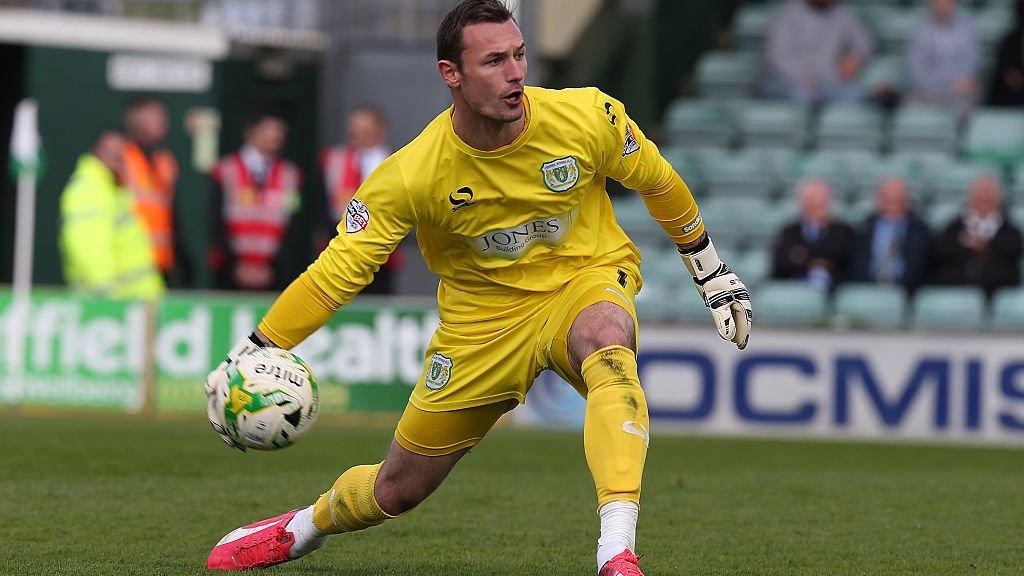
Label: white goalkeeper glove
xmin=679 ymin=236 xmax=752 ymax=350
xmin=204 ymin=332 xmax=266 ymax=451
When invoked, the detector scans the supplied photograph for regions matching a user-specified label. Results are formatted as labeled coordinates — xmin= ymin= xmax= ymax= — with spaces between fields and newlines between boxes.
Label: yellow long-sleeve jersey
xmin=261 ymin=86 xmax=703 ymax=348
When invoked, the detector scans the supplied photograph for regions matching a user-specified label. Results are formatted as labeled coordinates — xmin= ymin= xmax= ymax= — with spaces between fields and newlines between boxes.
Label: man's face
xmin=447 ymin=20 xmax=527 ymax=124
xmin=876 ymin=178 xmax=910 ymax=219
xmin=969 ymin=177 xmax=1001 ymax=216
xmin=95 ymin=132 xmax=126 ymax=179
xmin=932 ymin=0 xmax=956 ymax=22
xmin=246 ymin=118 xmax=287 ymax=157
xmin=800 ymin=180 xmax=832 ymax=224
xmin=127 ymin=102 xmax=168 ymax=145
xmin=346 ymin=110 xmax=384 ymax=149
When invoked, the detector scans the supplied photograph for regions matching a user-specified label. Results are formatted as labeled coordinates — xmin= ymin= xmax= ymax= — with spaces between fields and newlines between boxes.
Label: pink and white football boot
xmin=206 ymin=509 xmax=300 ymax=571
xmin=599 ymin=549 xmax=644 ymax=576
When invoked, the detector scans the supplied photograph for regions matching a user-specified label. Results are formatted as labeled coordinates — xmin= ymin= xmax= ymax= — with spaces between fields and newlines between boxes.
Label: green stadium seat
xmin=695 ymin=51 xmax=759 ymax=99
xmin=925 ymin=201 xmax=962 ymax=231
xmin=964 ymin=109 xmax=1024 ymax=168
xmin=833 ymin=283 xmax=907 ymax=329
xmin=613 ymin=197 xmax=666 ymax=247
xmin=927 ymin=162 xmax=1001 ymax=203
xmin=734 ymin=4 xmax=776 ymax=51
xmin=911 ymin=286 xmax=987 ymax=331
xmin=756 ymin=281 xmax=829 ymax=327
xmin=732 ymin=249 xmax=772 ymax=288
xmin=734 ymin=102 xmax=808 ymax=149
xmin=888 ymin=150 xmax=956 ymax=188
xmin=990 ymin=287 xmax=1024 ymax=331
xmin=891 ymin=105 xmax=960 ymax=155
xmin=1008 ymin=205 xmax=1024 ymax=230
xmin=858 ymin=54 xmax=906 ymax=94
xmin=1011 ymin=163 xmax=1024 ymax=205
xmin=700 ymin=197 xmax=781 ymax=249
xmin=815 ymin=104 xmax=886 ymax=152
xmin=702 ymin=150 xmax=778 ymax=200
xmin=663 ymin=99 xmax=734 ymax=147
xmin=791 ymin=150 xmax=882 ymax=200
xmin=973 ymin=5 xmax=1014 ymax=52
xmin=872 ymin=7 xmax=921 ymax=54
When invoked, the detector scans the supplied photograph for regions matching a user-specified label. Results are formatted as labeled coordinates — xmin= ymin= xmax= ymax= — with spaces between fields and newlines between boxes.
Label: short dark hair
xmin=124 ymin=94 xmax=164 ymax=113
xmin=436 ymin=0 xmax=516 ymax=68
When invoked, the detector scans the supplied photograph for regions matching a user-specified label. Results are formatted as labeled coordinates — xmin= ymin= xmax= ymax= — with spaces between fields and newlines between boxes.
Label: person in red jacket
xmin=209 ymin=112 xmax=301 ymax=291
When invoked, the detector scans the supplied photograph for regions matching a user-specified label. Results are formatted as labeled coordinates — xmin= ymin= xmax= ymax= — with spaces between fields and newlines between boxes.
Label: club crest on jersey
xmin=540 ymin=156 xmax=579 ymax=192
xmin=425 ymin=353 xmax=453 ymax=390
xmin=345 ymin=199 xmax=370 ymax=233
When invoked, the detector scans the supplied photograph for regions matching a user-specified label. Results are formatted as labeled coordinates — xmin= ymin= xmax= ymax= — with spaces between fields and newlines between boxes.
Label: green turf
xmin=3 ymin=415 xmax=1023 ymax=575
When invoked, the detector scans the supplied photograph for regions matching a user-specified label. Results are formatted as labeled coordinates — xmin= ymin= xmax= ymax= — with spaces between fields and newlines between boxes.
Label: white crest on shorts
xmin=425 ymin=353 xmax=453 ymax=390
xmin=346 ymin=199 xmax=370 ymax=234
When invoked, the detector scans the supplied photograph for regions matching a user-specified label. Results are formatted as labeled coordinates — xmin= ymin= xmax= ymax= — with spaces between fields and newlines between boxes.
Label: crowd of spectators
xmin=58 ymin=98 xmax=393 ymax=300
xmin=760 ymin=0 xmax=1024 ymax=113
xmin=772 ymin=174 xmax=1022 ymax=296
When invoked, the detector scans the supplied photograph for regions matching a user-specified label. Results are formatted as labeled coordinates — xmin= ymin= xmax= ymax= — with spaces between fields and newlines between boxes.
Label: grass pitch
xmin=3 ymin=415 xmax=1023 ymax=575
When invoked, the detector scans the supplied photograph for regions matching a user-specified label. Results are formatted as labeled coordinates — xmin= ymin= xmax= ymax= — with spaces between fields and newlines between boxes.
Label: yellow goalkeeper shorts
xmin=395 ymin=264 xmax=640 ymax=456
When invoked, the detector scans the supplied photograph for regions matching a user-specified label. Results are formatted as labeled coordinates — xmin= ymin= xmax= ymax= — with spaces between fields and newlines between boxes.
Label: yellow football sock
xmin=312 ymin=463 xmax=396 ymax=534
xmin=581 ymin=345 xmax=649 ymax=508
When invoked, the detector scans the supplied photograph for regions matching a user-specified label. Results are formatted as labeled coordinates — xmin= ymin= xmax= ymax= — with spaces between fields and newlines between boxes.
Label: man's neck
xmin=451 ymin=103 xmax=526 ymax=152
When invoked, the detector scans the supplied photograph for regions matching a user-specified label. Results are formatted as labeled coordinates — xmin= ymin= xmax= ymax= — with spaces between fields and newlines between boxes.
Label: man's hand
xmin=679 ymin=236 xmax=752 ymax=350
xmin=204 ymin=332 xmax=267 ymax=451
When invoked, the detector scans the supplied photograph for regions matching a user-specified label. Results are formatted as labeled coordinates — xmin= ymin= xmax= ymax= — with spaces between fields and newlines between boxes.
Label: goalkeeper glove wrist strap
xmin=679 ymin=235 xmax=725 ymax=284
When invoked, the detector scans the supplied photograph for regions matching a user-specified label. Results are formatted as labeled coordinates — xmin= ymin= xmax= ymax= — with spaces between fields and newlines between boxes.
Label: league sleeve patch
xmin=345 ymin=199 xmax=370 ymax=233
xmin=622 ymin=123 xmax=640 ymax=157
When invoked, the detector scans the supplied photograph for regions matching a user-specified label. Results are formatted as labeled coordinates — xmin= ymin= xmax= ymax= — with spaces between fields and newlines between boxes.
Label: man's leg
xmin=566 ymin=301 xmax=649 ymax=573
xmin=208 ymin=400 xmax=510 ymax=570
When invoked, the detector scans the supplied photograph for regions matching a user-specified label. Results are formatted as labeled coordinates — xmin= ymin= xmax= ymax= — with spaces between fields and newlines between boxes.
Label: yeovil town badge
xmin=540 ymin=156 xmax=579 ymax=192
xmin=425 ymin=353 xmax=453 ymax=390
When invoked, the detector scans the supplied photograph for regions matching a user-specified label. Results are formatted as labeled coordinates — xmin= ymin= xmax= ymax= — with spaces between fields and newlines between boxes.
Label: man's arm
xmin=597 ymin=92 xmax=750 ymax=349
xmin=61 ymin=181 xmax=117 ymax=293
xmin=257 ymin=155 xmax=417 ymax=349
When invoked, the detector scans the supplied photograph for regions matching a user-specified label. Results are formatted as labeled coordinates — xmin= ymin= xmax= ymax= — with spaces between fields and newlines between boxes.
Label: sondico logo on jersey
xmin=540 ymin=156 xmax=579 ymax=192
xmin=473 ymin=207 xmax=578 ymax=260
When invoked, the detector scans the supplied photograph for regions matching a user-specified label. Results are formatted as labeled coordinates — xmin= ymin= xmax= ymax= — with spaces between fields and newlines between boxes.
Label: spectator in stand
xmin=905 ymin=0 xmax=980 ymax=116
xmin=850 ymin=177 xmax=931 ymax=292
xmin=122 ymin=95 xmax=192 ymax=286
xmin=760 ymin=0 xmax=873 ymax=106
xmin=988 ymin=0 xmax=1024 ymax=107
xmin=772 ymin=179 xmax=855 ymax=290
xmin=209 ymin=112 xmax=302 ymax=292
xmin=60 ymin=130 xmax=165 ymax=300
xmin=317 ymin=106 xmax=399 ymax=294
xmin=930 ymin=175 xmax=1022 ymax=295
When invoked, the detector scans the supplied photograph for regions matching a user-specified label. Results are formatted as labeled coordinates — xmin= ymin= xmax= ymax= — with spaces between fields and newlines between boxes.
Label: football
xmin=222 ymin=347 xmax=320 ymax=451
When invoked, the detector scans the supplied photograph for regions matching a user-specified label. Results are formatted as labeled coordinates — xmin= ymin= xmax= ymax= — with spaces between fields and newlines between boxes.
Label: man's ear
xmin=438 ymin=60 xmax=461 ymax=89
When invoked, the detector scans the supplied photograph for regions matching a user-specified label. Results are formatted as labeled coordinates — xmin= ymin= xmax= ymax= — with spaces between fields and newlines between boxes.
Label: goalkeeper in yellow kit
xmin=204 ymin=1 xmax=752 ymax=573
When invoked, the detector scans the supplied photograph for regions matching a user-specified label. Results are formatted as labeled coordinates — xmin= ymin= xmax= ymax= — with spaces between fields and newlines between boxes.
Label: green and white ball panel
xmin=222 ymin=347 xmax=320 ymax=451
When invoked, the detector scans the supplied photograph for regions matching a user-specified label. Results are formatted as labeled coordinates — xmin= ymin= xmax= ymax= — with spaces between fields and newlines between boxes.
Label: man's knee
xmin=569 ymin=302 xmax=636 ymax=366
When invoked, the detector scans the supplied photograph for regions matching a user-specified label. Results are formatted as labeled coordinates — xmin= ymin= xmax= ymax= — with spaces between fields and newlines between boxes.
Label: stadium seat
xmin=927 ymin=162 xmax=1002 ymax=204
xmin=833 ymin=283 xmax=907 ymax=329
xmin=815 ymin=104 xmax=885 ymax=152
xmin=1008 ymin=205 xmax=1024 ymax=230
xmin=990 ymin=287 xmax=1024 ymax=331
xmin=700 ymin=197 xmax=782 ymax=249
xmin=756 ymin=281 xmax=829 ymax=327
xmin=1011 ymin=162 xmax=1024 ymax=205
xmin=695 ymin=51 xmax=759 ymax=99
xmin=731 ymin=249 xmax=772 ymax=288
xmin=964 ymin=109 xmax=1024 ymax=168
xmin=613 ymin=197 xmax=666 ymax=247
xmin=911 ymin=286 xmax=987 ymax=331
xmin=702 ymin=150 xmax=778 ymax=200
xmin=733 ymin=4 xmax=776 ymax=51
xmin=872 ymin=7 xmax=921 ymax=54
xmin=734 ymin=102 xmax=808 ymax=149
xmin=663 ymin=99 xmax=734 ymax=147
xmin=888 ymin=150 xmax=956 ymax=188
xmin=857 ymin=54 xmax=906 ymax=94
xmin=925 ymin=201 xmax=962 ymax=231
xmin=890 ymin=105 xmax=960 ymax=155
xmin=791 ymin=150 xmax=882 ymax=200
